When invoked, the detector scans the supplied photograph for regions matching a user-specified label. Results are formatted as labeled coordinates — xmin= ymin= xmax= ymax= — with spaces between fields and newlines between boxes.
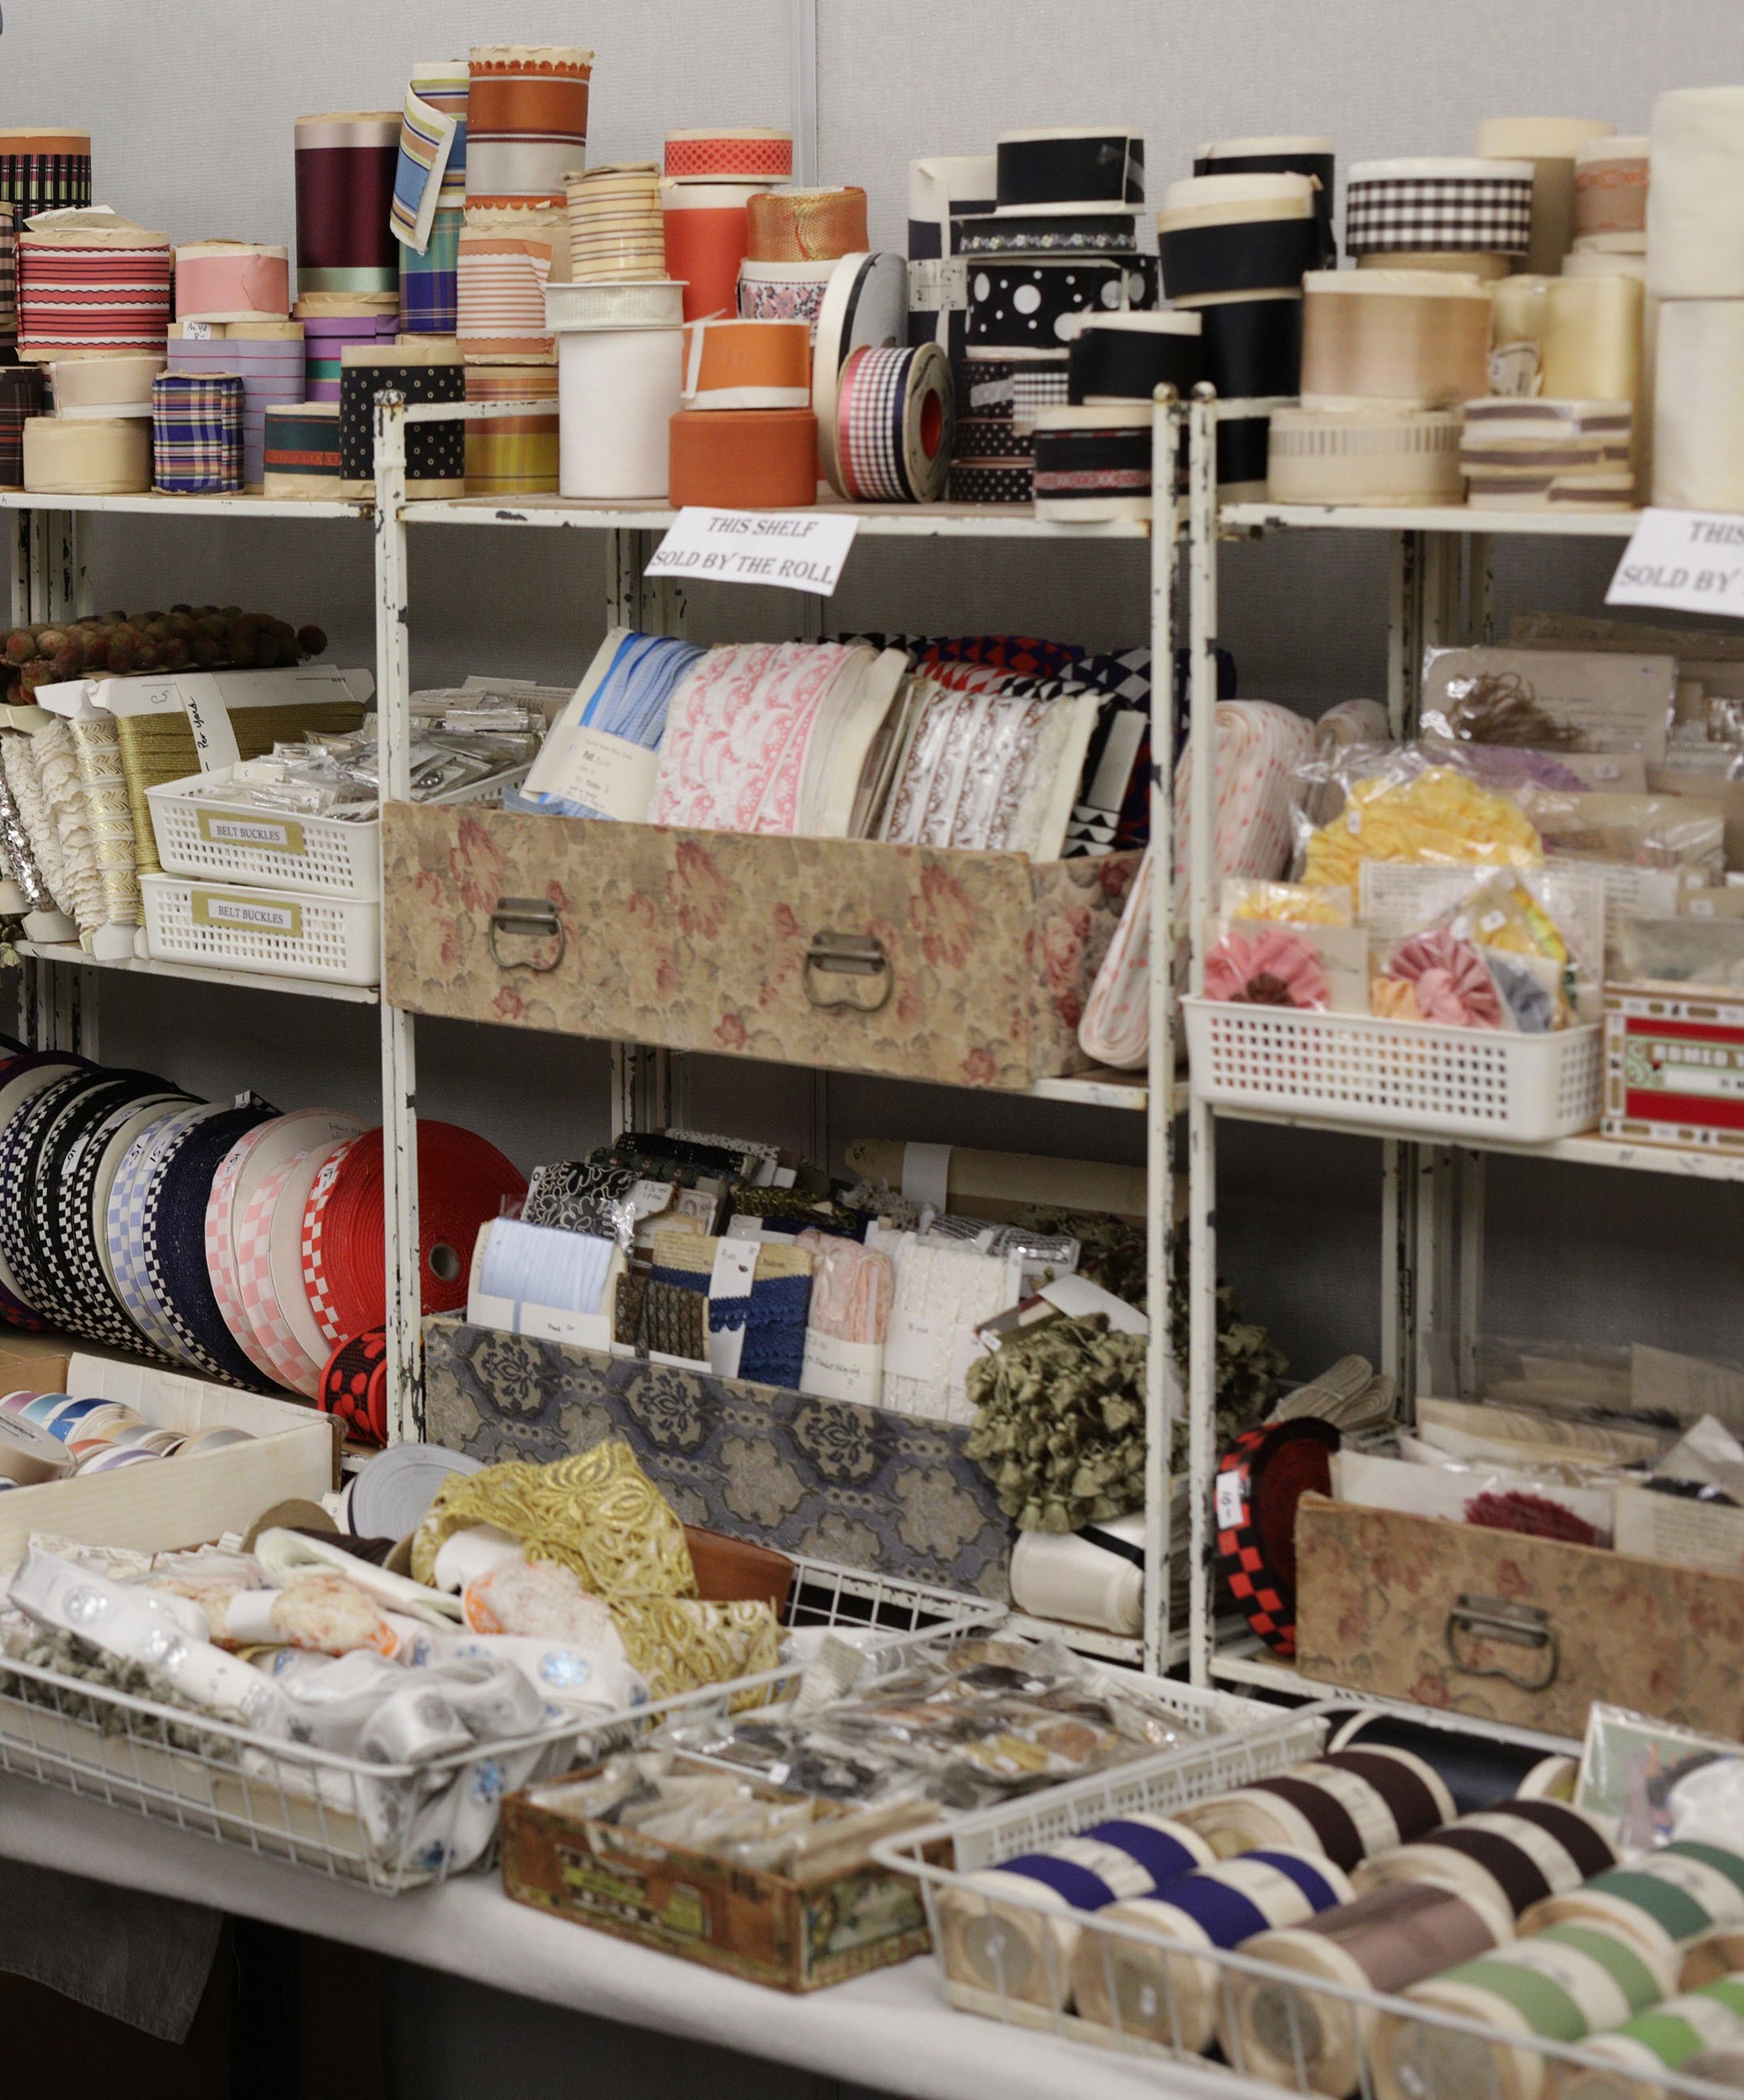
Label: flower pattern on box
xmin=422 ymin=1317 xmax=1014 ymax=1598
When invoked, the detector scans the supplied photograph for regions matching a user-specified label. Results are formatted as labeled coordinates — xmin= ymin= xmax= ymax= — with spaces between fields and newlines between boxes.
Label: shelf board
xmin=1209 ymin=1646 xmax=1579 ymax=1749
xmin=14 ymin=941 xmax=379 ymax=1004
xmin=403 ymin=494 xmax=1154 ymax=540
xmin=1026 ymin=1069 xmax=1148 ymax=1111
xmin=1222 ymin=501 xmax=1640 ymax=539
xmin=0 ymin=490 xmax=367 ymax=522
xmin=1004 ymin=1613 xmax=1160 ymax=1668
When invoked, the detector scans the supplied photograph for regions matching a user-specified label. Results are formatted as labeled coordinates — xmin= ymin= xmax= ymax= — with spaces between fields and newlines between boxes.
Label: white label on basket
xmin=197 ymin=809 xmax=307 ymax=854
xmin=646 ymin=509 xmax=860 ymax=598
xmin=552 ymin=728 xmax=659 ymax=822
xmin=1610 ymin=510 xmax=1744 ymax=618
xmin=191 ymin=890 xmax=302 ymax=938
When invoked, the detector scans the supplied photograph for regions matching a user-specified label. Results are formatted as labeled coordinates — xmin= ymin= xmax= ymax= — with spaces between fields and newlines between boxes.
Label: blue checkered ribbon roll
xmin=398 ymin=205 xmax=462 ymax=334
xmin=151 ymin=371 xmax=245 ymax=494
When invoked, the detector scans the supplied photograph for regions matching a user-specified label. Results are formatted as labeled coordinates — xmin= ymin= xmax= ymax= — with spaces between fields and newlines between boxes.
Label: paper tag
xmin=547 ymin=726 xmax=659 ymax=822
xmin=178 ymin=675 xmax=242 ymax=772
xmin=191 ymin=889 xmax=301 ymax=938
xmin=799 ymin=1331 xmax=883 ymax=1406
xmin=1214 ymin=1470 xmax=1246 ymax=1531
xmin=183 ymin=321 xmax=214 ymax=342
xmin=1610 ymin=510 xmax=1744 ymax=619
xmin=901 ymin=1142 xmax=953 ymax=1211
xmin=882 ymin=1306 xmax=946 ymax=1382
xmin=197 ymin=807 xmax=306 ymax=854
xmin=646 ymin=509 xmax=861 ymax=598
xmin=907 ymin=256 xmax=969 ymax=314
xmin=1039 ymin=1274 xmax=1149 ymax=1336
xmin=709 ymin=1238 xmax=758 ymax=1301
xmin=1488 ymin=340 xmax=1542 ymax=398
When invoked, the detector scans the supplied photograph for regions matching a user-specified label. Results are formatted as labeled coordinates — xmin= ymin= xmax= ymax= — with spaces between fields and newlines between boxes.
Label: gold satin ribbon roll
xmin=1300 ymin=271 xmax=1491 ymax=408
xmin=744 ymin=186 xmax=868 ymax=262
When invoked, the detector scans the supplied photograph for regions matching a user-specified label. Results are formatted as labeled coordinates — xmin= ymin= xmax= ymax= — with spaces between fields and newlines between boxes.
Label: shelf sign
xmin=1608 ymin=508 xmax=1744 ymax=619
xmin=644 ymin=507 xmax=860 ymax=597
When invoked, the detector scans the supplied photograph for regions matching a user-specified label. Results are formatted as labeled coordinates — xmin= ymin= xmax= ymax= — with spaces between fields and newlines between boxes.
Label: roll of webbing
xmin=1215 ymin=1416 xmax=1340 ymax=1654
xmin=1196 ymin=135 xmax=1336 ymax=265
xmin=679 ymin=316 xmax=810 ymax=409
xmin=463 ymin=362 xmax=558 ymax=494
xmin=1032 ymin=402 xmax=1151 ymax=520
xmin=1345 ymin=158 xmax=1534 ymax=259
xmin=0 ymin=365 xmax=43 ymax=490
xmin=301 ymin=1122 xmax=526 ymax=1346
xmin=1300 ymin=269 xmax=1491 ymax=409
xmin=174 ymin=242 xmax=291 ymax=324
xmin=0 ymin=1066 xmax=101 ymax=1322
xmin=669 ymin=406 xmax=818 ymax=507
xmin=466 ymin=46 xmax=592 ymax=214
xmin=1519 ymin=1841 xmax=1744 ymax=1966
xmin=829 ymin=342 xmax=951 ymax=502
xmin=745 ymin=187 xmax=868 ymax=263
xmin=262 ymin=402 xmax=342 ymax=496
xmin=44 ymin=1082 xmax=192 ymax=1352
xmin=234 ymin=1138 xmax=352 ymax=1396
xmin=1180 ymin=1749 xmax=1456 ymax=1870
xmin=1068 ymin=310 xmax=1202 ymax=402
xmin=0 ymin=1054 xmax=85 ymax=1328
xmin=142 ymin=1100 xmax=278 ymax=1381
xmin=996 ymin=129 xmax=1145 ymax=213
xmin=338 ymin=342 xmax=464 ymax=498
xmin=0 ymin=130 xmax=92 ymax=221
xmin=666 ymin=130 xmax=792 ymax=182
xmin=1200 ymin=292 xmax=1303 ymax=399
xmin=22 ymin=414 xmax=151 ymax=494
xmin=1355 ymin=1798 xmax=1618 ymax=1918
xmin=294 ymin=113 xmax=402 ymax=298
xmin=319 ymin=1326 xmax=388 ymax=1448
xmin=15 ymin=1070 xmax=160 ymax=1343
xmin=107 ymin=1102 xmax=224 ymax=1361
xmin=1158 ymin=174 xmax=1319 ymax=304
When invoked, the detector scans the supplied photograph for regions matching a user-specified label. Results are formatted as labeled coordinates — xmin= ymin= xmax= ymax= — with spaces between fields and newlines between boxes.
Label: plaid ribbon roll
xmin=834 ymin=342 xmax=953 ymax=502
xmin=0 ymin=203 xmax=14 ymax=344
xmin=0 ymin=363 xmax=39 ymax=490
xmin=152 ymin=372 xmax=244 ymax=494
xmin=1345 ymin=161 xmax=1534 ymax=256
xmin=399 ymin=204 xmax=462 ymax=333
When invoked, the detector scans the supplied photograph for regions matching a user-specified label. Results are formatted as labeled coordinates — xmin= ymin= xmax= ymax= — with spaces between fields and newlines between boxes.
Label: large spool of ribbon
xmin=566 ymin=162 xmax=665 ymax=282
xmin=1654 ymin=299 xmax=1744 ymax=511
xmin=294 ymin=113 xmax=401 ymax=298
xmin=812 ymin=250 xmax=908 ymax=448
xmin=663 ymin=179 xmax=766 ymax=324
xmin=1346 ymin=158 xmax=1534 ymax=266
xmin=50 ymin=350 xmax=162 ymax=415
xmin=466 ymin=45 xmax=592 ymax=213
xmin=390 ymin=64 xmax=466 ymax=256
xmin=0 ymin=366 xmax=43 ymax=488
xmin=23 ymin=414 xmax=150 ymax=494
xmin=457 ymin=213 xmax=562 ymax=361
xmin=0 ymin=204 xmax=14 ymax=347
xmin=233 ymin=1133 xmax=354 ymax=1394
xmin=665 ymin=129 xmax=792 ymax=182
xmin=298 ymin=305 xmax=398 ymax=402
xmin=1199 ymin=292 xmax=1304 ymax=398
xmin=338 ymin=342 xmax=465 ymax=498
xmin=1650 ymin=88 xmax=1744 ymax=299
xmin=464 ymin=363 xmax=558 ymax=494
xmin=1181 ymin=1749 xmax=1457 ymax=1870
xmin=151 ymin=372 xmax=244 ymax=495
xmin=1214 ymin=1417 xmax=1341 ymax=1655
xmin=318 ymin=1327 xmax=390 ymax=1447
xmin=737 ymin=256 xmax=836 ymax=338
xmin=18 ymin=214 xmax=173 ymax=357
xmin=1326 ymin=1712 xmax=1579 ymax=1818
xmin=400 ymin=206 xmax=462 ymax=334
xmin=174 ymin=242 xmax=290 ymax=324
xmin=950 ymin=346 xmax=1038 ymax=502
xmin=1158 ymin=174 xmax=1319 ymax=306
xmin=262 ymin=402 xmax=342 ymax=498
xmin=0 ymin=130 xmax=91 ymax=221
xmin=1032 ymin=402 xmax=1150 ymax=521
xmin=669 ymin=406 xmax=818 ymax=508
xmin=549 ymin=277 xmax=684 ymax=498
xmin=1576 ymin=134 xmax=1648 ymax=248
xmin=1196 ymin=135 xmax=1336 ymax=266
xmin=1068 ymin=310 xmax=1202 ymax=402
xmin=966 ymin=254 xmax=1146 ymax=350
xmin=1475 ymin=117 xmax=1615 ymax=274
xmin=1268 ymin=406 xmax=1462 ymax=507
xmin=824 ymin=342 xmax=951 ymax=502
xmin=679 ymin=318 xmax=810 ymax=409
xmin=746 ymin=187 xmax=868 ymax=263
xmin=1300 ymin=270 xmax=1491 ymax=408
xmin=1518 ymin=1839 xmax=1744 ymax=1968
xmin=996 ymin=128 xmax=1144 ymax=213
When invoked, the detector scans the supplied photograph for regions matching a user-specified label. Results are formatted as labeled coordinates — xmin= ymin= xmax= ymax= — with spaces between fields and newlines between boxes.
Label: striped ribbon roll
xmin=262 ymin=401 xmax=341 ymax=496
xmin=400 ymin=204 xmax=462 ymax=334
xmin=18 ymin=220 xmax=173 ymax=354
xmin=1355 ymin=1798 xmax=1617 ymax=1918
xmin=419 ymin=64 xmax=469 ymax=206
xmin=151 ymin=372 xmax=244 ymax=494
xmin=466 ymin=45 xmax=592 ymax=212
xmin=665 ymin=130 xmax=792 ymax=182
xmin=566 ymin=163 xmax=665 ymax=282
xmin=1179 ymin=1748 xmax=1456 ymax=1871
xmin=464 ymin=363 xmax=558 ymax=494
xmin=0 ymin=130 xmax=92 ymax=220
xmin=830 ymin=342 xmax=952 ymax=502
xmin=234 ymin=1138 xmax=353 ymax=1395
xmin=0 ymin=203 xmax=14 ymax=345
xmin=0 ymin=365 xmax=43 ymax=490
xmin=297 ymin=307 xmax=398 ymax=403
xmin=457 ymin=219 xmax=557 ymax=359
xmin=390 ymin=77 xmax=462 ymax=254
xmin=294 ymin=112 xmax=399 ymax=297
xmin=318 ymin=1327 xmax=389 ymax=1447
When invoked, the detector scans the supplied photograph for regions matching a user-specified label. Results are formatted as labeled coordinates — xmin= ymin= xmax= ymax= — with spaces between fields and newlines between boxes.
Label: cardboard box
xmin=1603 ymin=980 xmax=1744 ymax=1153
xmin=502 ymin=1759 xmax=935 ymax=1991
xmin=0 ymin=1351 xmax=338 ymax=1572
xmin=1294 ymin=1493 xmax=1744 ymax=1739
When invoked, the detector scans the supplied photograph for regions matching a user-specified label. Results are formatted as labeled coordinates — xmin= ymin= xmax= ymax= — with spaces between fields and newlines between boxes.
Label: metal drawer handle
xmin=488 ymin=896 xmax=565 ymax=974
xmin=803 ymin=930 xmax=892 ymax=1014
xmin=1445 ymin=1592 xmax=1558 ymax=1693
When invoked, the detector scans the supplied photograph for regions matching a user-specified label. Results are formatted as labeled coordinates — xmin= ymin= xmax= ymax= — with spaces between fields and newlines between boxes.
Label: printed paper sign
xmin=1609 ymin=510 xmax=1744 ymax=620
xmin=646 ymin=508 xmax=860 ymax=597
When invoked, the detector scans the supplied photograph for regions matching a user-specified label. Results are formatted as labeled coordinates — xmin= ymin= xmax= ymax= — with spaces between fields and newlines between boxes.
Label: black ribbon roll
xmin=966 ymin=256 xmax=1150 ymax=348
xmin=142 ymin=1100 xmax=279 ymax=1386
xmin=0 ymin=1068 xmax=93 ymax=1315
xmin=1161 ymin=213 xmax=1322 ymax=302
xmin=1326 ymin=1710 xmax=1574 ymax=1818
xmin=338 ymin=359 xmax=465 ymax=487
xmin=1070 ymin=321 xmax=1205 ymax=402
xmin=1033 ymin=422 xmax=1151 ymax=505
xmin=1199 ymin=294 xmax=1303 ymax=398
xmin=997 ymin=131 xmax=1145 ymax=211
xmin=1218 ymin=413 xmax=1273 ymax=491
xmin=1195 ymin=148 xmax=1337 ymax=266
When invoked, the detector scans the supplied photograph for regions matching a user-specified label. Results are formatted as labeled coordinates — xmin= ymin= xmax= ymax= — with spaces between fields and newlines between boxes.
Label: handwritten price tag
xmin=646 ymin=508 xmax=860 ymax=597
xmin=1609 ymin=508 xmax=1744 ymax=619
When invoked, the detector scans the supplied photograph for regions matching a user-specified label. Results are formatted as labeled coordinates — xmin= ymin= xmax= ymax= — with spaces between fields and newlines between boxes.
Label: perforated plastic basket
xmin=140 ymin=873 xmax=380 ymax=985
xmin=146 ymin=770 xmax=380 ymax=900
xmin=1182 ymin=996 xmax=1603 ymax=1142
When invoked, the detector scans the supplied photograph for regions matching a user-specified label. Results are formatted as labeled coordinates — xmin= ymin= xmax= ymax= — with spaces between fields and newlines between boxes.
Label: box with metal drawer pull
xmin=382 ymin=803 xmax=1139 ymax=1090
xmin=1292 ymin=1494 xmax=1744 ymax=1740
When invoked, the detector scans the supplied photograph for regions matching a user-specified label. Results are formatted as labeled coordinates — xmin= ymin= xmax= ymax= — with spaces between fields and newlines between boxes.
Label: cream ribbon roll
xmin=1008 ymin=1518 xmax=1146 ymax=1634
xmin=1565 ymin=246 xmax=1656 ymax=486
xmin=1300 ymin=268 xmax=1490 ymax=409
xmin=550 ymin=281 xmax=684 ymax=498
xmin=679 ymin=316 xmax=810 ymax=409
xmin=1346 ymin=158 xmax=1534 ymax=259
xmin=1267 ymin=406 xmax=1462 ymax=507
xmin=22 ymin=414 xmax=150 ymax=493
xmin=1654 ymin=300 xmax=1744 ymax=512
xmin=1474 ymin=118 xmax=1615 ymax=273
xmin=1576 ymin=135 xmax=1649 ymax=242
xmin=174 ymin=241 xmax=291 ymax=323
xmin=49 ymin=352 xmax=163 ymax=416
xmin=665 ymin=129 xmax=792 ymax=182
xmin=566 ymin=162 xmax=665 ymax=282
xmin=1158 ymin=173 xmax=1318 ymax=304
xmin=1650 ymin=88 xmax=1744 ymax=298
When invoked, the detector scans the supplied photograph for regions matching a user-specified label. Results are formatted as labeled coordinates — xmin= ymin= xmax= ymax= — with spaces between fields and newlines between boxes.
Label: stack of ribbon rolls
xmin=738 ymin=185 xmax=867 ymax=338
xmin=166 ymin=320 xmax=305 ymax=489
xmin=0 ymin=130 xmax=91 ymax=220
xmin=1474 ymin=118 xmax=1616 ymax=275
xmin=1460 ymin=397 xmax=1634 ymax=510
xmin=1649 ymin=87 xmax=1744 ymax=512
xmin=392 ymin=60 xmax=469 ymax=336
xmin=1050 ymin=311 xmax=1202 ymax=515
xmin=297 ymin=305 xmax=398 ymax=403
xmin=662 ymin=127 xmax=792 ymax=325
xmin=294 ymin=112 xmax=400 ymax=302
xmin=17 ymin=210 xmax=172 ymax=359
xmin=668 ymin=314 xmax=816 ymax=507
xmin=458 ymin=44 xmax=584 ymax=364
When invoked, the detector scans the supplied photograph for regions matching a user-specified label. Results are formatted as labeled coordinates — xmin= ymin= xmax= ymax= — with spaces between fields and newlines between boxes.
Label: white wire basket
xmin=1183 ymin=998 xmax=1604 ymax=1143
xmin=874 ymin=1702 xmax=1738 ymax=2100
xmin=146 ymin=769 xmax=382 ymax=900
xmin=140 ymin=872 xmax=381 ymax=985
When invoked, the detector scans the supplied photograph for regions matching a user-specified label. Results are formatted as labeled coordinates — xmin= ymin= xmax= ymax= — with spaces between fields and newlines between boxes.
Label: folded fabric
xmin=522 ymin=628 xmax=706 ymax=819
xmin=1174 ymin=699 xmax=1314 ymax=886
xmin=1076 ymin=848 xmax=1154 ymax=1070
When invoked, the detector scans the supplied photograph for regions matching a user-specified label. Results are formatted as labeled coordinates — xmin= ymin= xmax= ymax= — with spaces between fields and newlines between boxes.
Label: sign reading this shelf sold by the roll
xmin=645 ymin=509 xmax=860 ymax=596
xmin=1609 ymin=508 xmax=1744 ymax=619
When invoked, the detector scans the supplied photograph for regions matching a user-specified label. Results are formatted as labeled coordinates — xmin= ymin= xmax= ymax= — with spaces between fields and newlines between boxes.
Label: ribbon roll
xmin=318 ymin=1327 xmax=389 ymax=1447
xmin=18 ymin=215 xmax=173 ymax=355
xmin=1032 ymin=402 xmax=1151 ymax=521
xmin=415 ymin=61 xmax=469 ymax=207
xmin=813 ymin=250 xmax=910 ymax=446
xmin=399 ymin=204 xmax=463 ymax=334
xmin=946 ymin=452 xmax=1034 ymax=506
xmin=907 ymin=155 xmax=997 ymax=362
xmin=464 ymin=363 xmax=558 ymax=494
xmin=23 ymin=414 xmax=150 ymax=494
xmin=566 ymin=162 xmax=665 ymax=282
xmin=0 ymin=130 xmax=92 ymax=221
xmin=662 ymin=179 xmax=762 ymax=323
xmin=297 ymin=306 xmax=398 ymax=403
xmin=1650 ymin=88 xmax=1744 ymax=299
xmin=165 ymin=327 xmax=305 ymax=487
xmin=1300 ymin=269 xmax=1492 ymax=409
xmin=737 ymin=256 xmax=836 ymax=338
xmin=466 ymin=45 xmax=592 ymax=213
xmin=234 ymin=1138 xmax=352 ymax=1395
xmin=679 ymin=317 xmax=810 ymax=409
xmin=669 ymin=406 xmax=818 ymax=509
xmin=550 ymin=283 xmax=685 ymax=498
xmin=1215 ymin=1417 xmax=1341 ymax=1654
xmin=1268 ymin=406 xmax=1463 ymax=507
xmin=141 ymin=1100 xmax=278 ymax=1381
xmin=1068 ymin=310 xmax=1203 ymax=402
xmin=0 ymin=204 xmax=15 ymax=346
xmin=390 ymin=78 xmax=461 ymax=255
xmin=1475 ymin=117 xmax=1614 ymax=274
xmin=829 ymin=342 xmax=951 ymax=502
xmin=1158 ymin=174 xmax=1319 ymax=305
xmin=1197 ymin=134 xmax=1336 ymax=264
xmin=457 ymin=218 xmax=558 ymax=361
xmin=665 ymin=130 xmax=792 ymax=182
xmin=0 ymin=366 xmax=43 ymax=489
xmin=1198 ymin=291 xmax=1303 ymax=398
xmin=338 ymin=342 xmax=465 ymax=498
xmin=966 ymin=254 xmax=1150 ymax=350
xmin=956 ymin=211 xmax=1142 ymax=257
xmin=746 ymin=186 xmax=868 ymax=263
xmin=52 ymin=351 xmax=163 ymax=416
xmin=1358 ymin=1798 xmax=1618 ymax=1916
xmin=0 ymin=1068 xmax=109 ymax=1324
xmin=294 ymin=113 xmax=401 ymax=298
xmin=151 ymin=372 xmax=244 ymax=495
xmin=174 ymin=242 xmax=290 ymax=324
xmin=1346 ymin=158 xmax=1534 ymax=259
xmin=106 ymin=1102 xmax=220 ymax=1358
xmin=1576 ymin=134 xmax=1649 ymax=243
xmin=996 ymin=128 xmax=1145 ymax=213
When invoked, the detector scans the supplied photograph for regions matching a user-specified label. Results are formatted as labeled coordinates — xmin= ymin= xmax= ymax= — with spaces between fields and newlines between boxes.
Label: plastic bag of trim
xmin=1290 ymin=741 xmax=1548 ymax=890
xmin=1511 ymin=784 xmax=1726 ymax=878
xmin=1368 ymin=870 xmax=1590 ymax=1031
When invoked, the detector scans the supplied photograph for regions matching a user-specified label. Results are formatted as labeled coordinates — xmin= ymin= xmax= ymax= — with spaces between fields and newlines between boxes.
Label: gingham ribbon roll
xmin=234 ymin=1146 xmax=342 ymax=1395
xmin=1344 ymin=158 xmax=1535 ymax=257
xmin=301 ymin=1134 xmax=362 ymax=1346
xmin=206 ymin=1127 xmax=268 ymax=1372
xmin=834 ymin=342 xmax=953 ymax=502
xmin=106 ymin=1103 xmax=221 ymax=1359
xmin=0 ymin=364 xmax=42 ymax=490
xmin=151 ymin=372 xmax=245 ymax=495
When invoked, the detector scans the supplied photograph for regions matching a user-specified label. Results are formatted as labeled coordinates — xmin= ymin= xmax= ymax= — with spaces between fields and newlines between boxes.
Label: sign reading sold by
xmin=1609 ymin=508 xmax=1744 ymax=618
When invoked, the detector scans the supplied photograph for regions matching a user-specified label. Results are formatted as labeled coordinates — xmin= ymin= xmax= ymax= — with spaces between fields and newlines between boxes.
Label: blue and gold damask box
xmin=422 ymin=1318 xmax=1015 ymax=1600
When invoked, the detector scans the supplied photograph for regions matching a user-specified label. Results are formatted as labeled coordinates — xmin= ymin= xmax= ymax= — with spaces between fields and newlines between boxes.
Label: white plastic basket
xmin=1182 ymin=997 xmax=1604 ymax=1142
xmin=146 ymin=768 xmax=380 ymax=900
xmin=140 ymin=873 xmax=381 ymax=985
